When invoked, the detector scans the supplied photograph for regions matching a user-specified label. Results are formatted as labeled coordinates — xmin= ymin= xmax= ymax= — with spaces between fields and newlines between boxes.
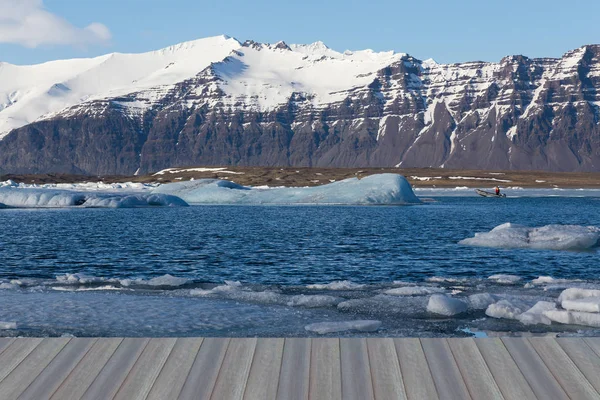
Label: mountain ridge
xmin=1 ymin=37 xmax=599 ymax=174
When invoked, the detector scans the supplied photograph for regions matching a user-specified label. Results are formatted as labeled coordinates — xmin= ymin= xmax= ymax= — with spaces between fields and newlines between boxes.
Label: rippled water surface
xmin=1 ymin=196 xmax=600 ymax=337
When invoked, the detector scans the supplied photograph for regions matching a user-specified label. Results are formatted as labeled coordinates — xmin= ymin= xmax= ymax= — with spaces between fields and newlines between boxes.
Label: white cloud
xmin=0 ymin=0 xmax=111 ymax=48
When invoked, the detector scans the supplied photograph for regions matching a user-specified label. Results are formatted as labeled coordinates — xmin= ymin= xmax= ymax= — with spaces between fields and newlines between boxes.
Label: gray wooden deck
xmin=0 ymin=337 xmax=599 ymax=399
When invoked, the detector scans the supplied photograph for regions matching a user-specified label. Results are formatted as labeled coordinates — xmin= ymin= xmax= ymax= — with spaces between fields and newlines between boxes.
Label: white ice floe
xmin=516 ymin=301 xmax=557 ymax=325
xmin=562 ymin=298 xmax=600 ymax=313
xmin=153 ymin=174 xmax=421 ymax=205
xmin=427 ymin=294 xmax=468 ymax=316
xmin=488 ymin=274 xmax=522 ymax=284
xmin=306 ymin=280 xmax=365 ymax=290
xmin=460 ymin=223 xmax=600 ymax=251
xmin=543 ymin=310 xmax=600 ymax=328
xmin=304 ymin=320 xmax=382 ymax=334
xmin=558 ymin=288 xmax=600 ymax=303
xmin=485 ymin=300 xmax=526 ymax=320
xmin=190 ymin=281 xmax=340 ymax=308
xmin=468 ymin=293 xmax=499 ymax=310
xmin=0 ymin=321 xmax=16 ymax=330
xmin=384 ymin=286 xmax=445 ymax=296
xmin=426 ymin=276 xmax=468 ymax=284
xmin=0 ymin=188 xmax=188 ymax=208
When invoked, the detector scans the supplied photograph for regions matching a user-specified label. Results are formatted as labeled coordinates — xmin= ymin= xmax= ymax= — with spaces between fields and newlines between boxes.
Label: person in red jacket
xmin=495 ymin=186 xmax=501 ymax=196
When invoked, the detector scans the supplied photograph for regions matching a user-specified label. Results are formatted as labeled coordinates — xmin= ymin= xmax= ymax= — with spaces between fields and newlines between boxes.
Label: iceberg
xmin=558 ymin=288 xmax=600 ymax=303
xmin=304 ymin=320 xmax=382 ymax=334
xmin=0 ymin=187 xmax=188 ymax=208
xmin=562 ymin=298 xmax=600 ymax=313
xmin=468 ymin=293 xmax=499 ymax=310
xmin=427 ymin=294 xmax=468 ymax=316
xmin=152 ymin=174 xmax=421 ymax=205
xmin=459 ymin=223 xmax=600 ymax=251
xmin=516 ymin=301 xmax=556 ymax=325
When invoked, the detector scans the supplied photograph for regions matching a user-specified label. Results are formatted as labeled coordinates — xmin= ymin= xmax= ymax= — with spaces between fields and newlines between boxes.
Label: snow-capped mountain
xmin=1 ymin=35 xmax=599 ymax=175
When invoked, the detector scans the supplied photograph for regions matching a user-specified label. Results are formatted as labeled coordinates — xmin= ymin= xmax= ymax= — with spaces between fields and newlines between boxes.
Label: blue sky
xmin=1 ymin=0 xmax=599 ymax=65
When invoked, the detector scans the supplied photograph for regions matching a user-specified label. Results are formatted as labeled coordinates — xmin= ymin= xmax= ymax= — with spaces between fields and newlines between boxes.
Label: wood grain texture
xmin=18 ymin=338 xmax=96 ymax=400
xmin=501 ymin=338 xmax=568 ymax=400
xmin=447 ymin=338 xmax=503 ymax=400
xmin=528 ymin=338 xmax=599 ymax=399
xmin=557 ymin=337 xmax=600 ymax=394
xmin=340 ymin=338 xmax=374 ymax=400
xmin=421 ymin=338 xmax=471 ymax=400
xmin=0 ymin=338 xmax=43 ymax=383
xmin=276 ymin=338 xmax=311 ymax=400
xmin=211 ymin=338 xmax=257 ymax=400
xmin=81 ymin=337 xmax=149 ymax=400
xmin=0 ymin=337 xmax=70 ymax=400
xmin=475 ymin=338 xmax=536 ymax=400
xmin=244 ymin=338 xmax=284 ymax=400
xmin=309 ymin=338 xmax=341 ymax=400
xmin=113 ymin=338 xmax=177 ymax=400
xmin=50 ymin=338 xmax=123 ymax=400
xmin=146 ymin=337 xmax=203 ymax=400
xmin=367 ymin=338 xmax=406 ymax=400
xmin=178 ymin=337 xmax=230 ymax=400
xmin=393 ymin=338 xmax=438 ymax=400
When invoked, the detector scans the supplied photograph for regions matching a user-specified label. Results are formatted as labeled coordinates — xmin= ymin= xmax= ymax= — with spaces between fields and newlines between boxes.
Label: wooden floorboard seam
xmin=207 ymin=338 xmax=233 ymax=400
xmin=446 ymin=339 xmax=480 ymax=400
xmin=145 ymin=338 xmax=187 ymax=400
xmin=390 ymin=340 xmax=410 ymax=400
xmin=46 ymin=338 xmax=101 ymax=400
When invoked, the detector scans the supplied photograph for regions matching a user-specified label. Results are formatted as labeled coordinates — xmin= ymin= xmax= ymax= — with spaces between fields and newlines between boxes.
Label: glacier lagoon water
xmin=1 ymin=196 xmax=600 ymax=337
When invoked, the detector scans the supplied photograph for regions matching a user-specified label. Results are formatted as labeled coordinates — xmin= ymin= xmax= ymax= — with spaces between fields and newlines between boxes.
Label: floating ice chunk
xmin=562 ymin=298 xmax=600 ymax=313
xmin=426 ymin=277 xmax=468 ymax=283
xmin=468 ymin=293 xmax=499 ymax=310
xmin=306 ymin=281 xmax=365 ymax=290
xmin=286 ymin=295 xmax=341 ymax=308
xmin=56 ymin=273 xmax=114 ymax=285
xmin=0 ymin=188 xmax=187 ymax=208
xmin=488 ymin=274 xmax=522 ymax=284
xmin=385 ymin=286 xmax=445 ymax=296
xmin=0 ymin=282 xmax=18 ymax=290
xmin=558 ymin=288 xmax=600 ymax=303
xmin=517 ymin=301 xmax=556 ymax=325
xmin=459 ymin=223 xmax=600 ymax=251
xmin=0 ymin=321 xmax=16 ymax=330
xmin=153 ymin=174 xmax=421 ymax=205
xmin=543 ymin=310 xmax=600 ymax=328
xmin=427 ymin=295 xmax=468 ymax=316
xmin=305 ymin=320 xmax=382 ymax=334
xmin=485 ymin=300 xmax=525 ymax=320
xmin=146 ymin=274 xmax=189 ymax=287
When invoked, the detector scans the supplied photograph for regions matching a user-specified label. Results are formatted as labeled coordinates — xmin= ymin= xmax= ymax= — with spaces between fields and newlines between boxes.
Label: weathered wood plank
xmin=340 ymin=338 xmax=374 ymax=400
xmin=0 ymin=337 xmax=15 ymax=357
xmin=0 ymin=338 xmax=43 ymax=383
xmin=557 ymin=337 xmax=600 ymax=394
xmin=146 ymin=338 xmax=203 ymax=400
xmin=211 ymin=338 xmax=257 ymax=400
xmin=309 ymin=338 xmax=341 ymax=400
xmin=50 ymin=338 xmax=123 ymax=400
xmin=475 ymin=338 xmax=535 ymax=400
xmin=18 ymin=338 xmax=96 ymax=400
xmin=366 ymin=338 xmax=406 ymax=400
xmin=421 ymin=338 xmax=471 ymax=400
xmin=501 ymin=338 xmax=568 ymax=400
xmin=113 ymin=338 xmax=177 ymax=400
xmin=393 ymin=338 xmax=438 ymax=400
xmin=244 ymin=338 xmax=284 ymax=400
xmin=583 ymin=337 xmax=600 ymax=358
xmin=178 ymin=337 xmax=230 ymax=400
xmin=0 ymin=337 xmax=70 ymax=400
xmin=447 ymin=338 xmax=503 ymax=400
xmin=81 ymin=338 xmax=149 ymax=400
xmin=276 ymin=338 xmax=311 ymax=400
xmin=528 ymin=338 xmax=599 ymax=399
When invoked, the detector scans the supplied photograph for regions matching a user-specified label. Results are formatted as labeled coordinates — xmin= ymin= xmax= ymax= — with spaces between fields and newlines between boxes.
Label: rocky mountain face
xmin=0 ymin=37 xmax=599 ymax=175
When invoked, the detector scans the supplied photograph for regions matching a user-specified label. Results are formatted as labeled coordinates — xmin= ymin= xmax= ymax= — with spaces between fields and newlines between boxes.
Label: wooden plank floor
xmin=0 ymin=337 xmax=598 ymax=400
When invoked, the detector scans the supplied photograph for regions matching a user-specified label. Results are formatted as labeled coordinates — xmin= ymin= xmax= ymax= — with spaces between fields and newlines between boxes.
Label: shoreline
xmin=3 ymin=167 xmax=600 ymax=189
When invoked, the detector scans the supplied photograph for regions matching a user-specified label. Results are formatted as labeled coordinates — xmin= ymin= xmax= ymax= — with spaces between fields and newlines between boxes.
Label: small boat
xmin=476 ymin=189 xmax=506 ymax=198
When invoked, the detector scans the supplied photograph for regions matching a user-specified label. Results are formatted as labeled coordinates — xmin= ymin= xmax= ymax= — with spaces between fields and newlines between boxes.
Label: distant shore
xmin=3 ymin=167 xmax=600 ymax=189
